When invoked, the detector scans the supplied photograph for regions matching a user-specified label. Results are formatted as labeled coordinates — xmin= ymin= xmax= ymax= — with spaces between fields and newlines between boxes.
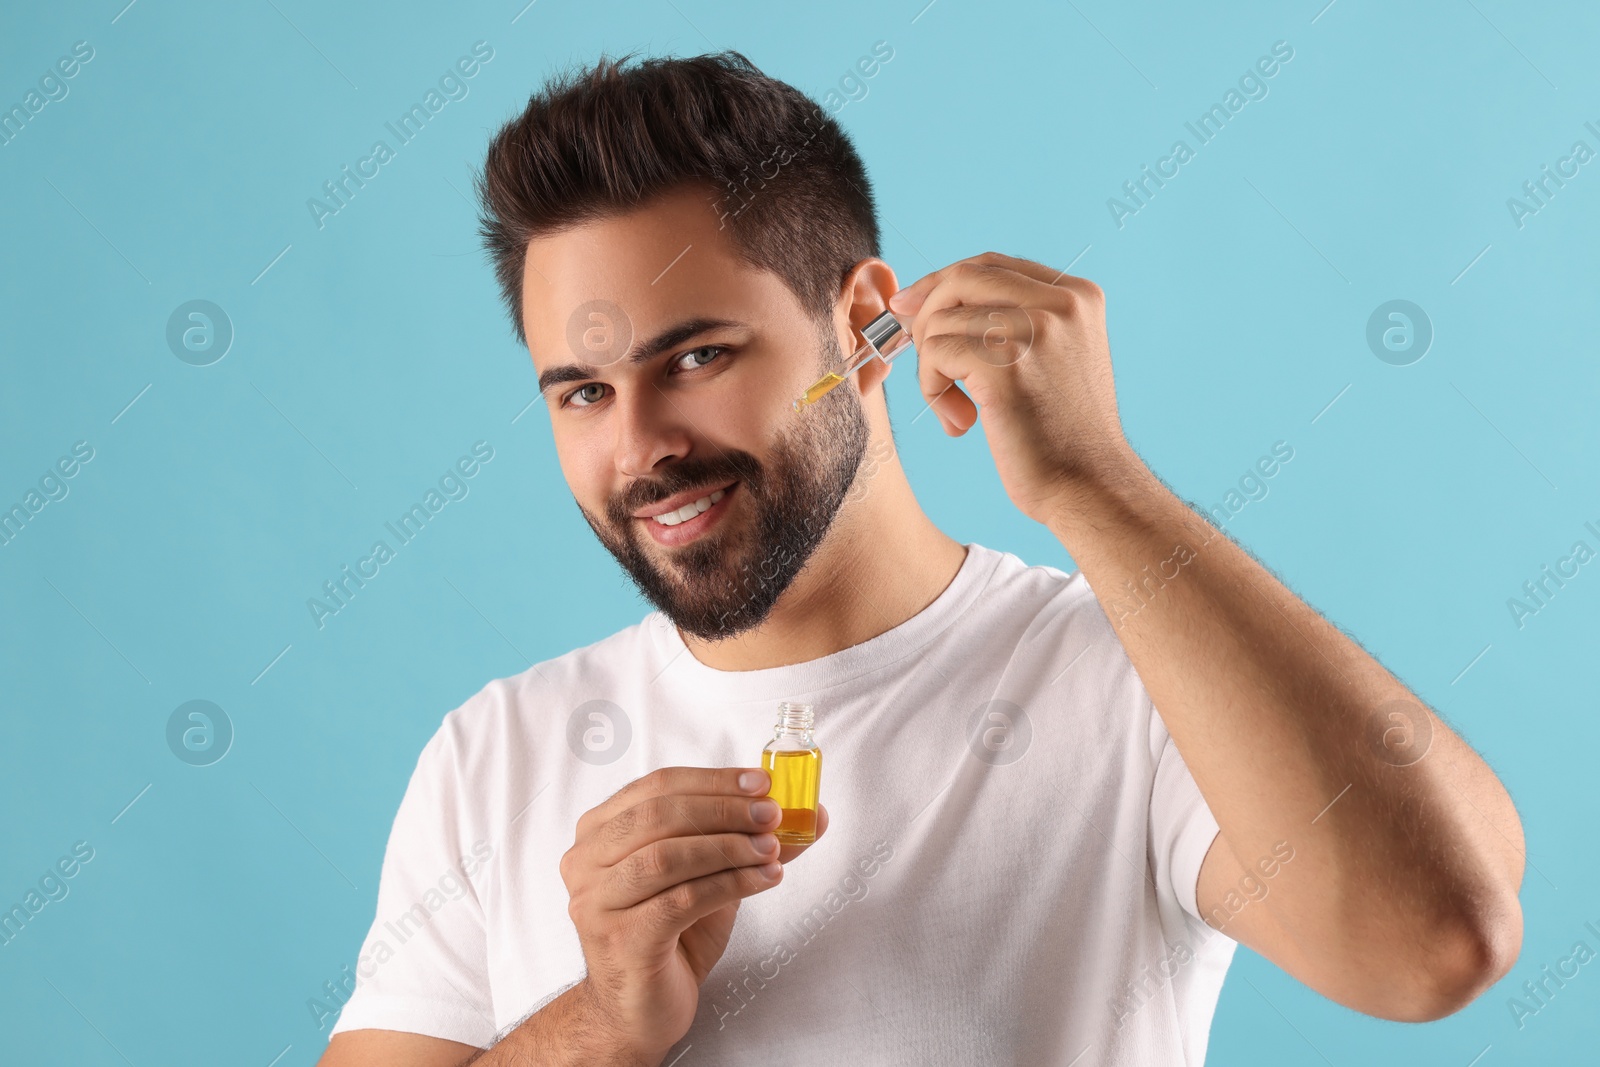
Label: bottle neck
xmin=775 ymin=703 xmax=814 ymax=739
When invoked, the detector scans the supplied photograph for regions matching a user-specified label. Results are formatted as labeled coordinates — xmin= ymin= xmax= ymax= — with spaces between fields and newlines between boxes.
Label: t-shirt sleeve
xmin=1147 ymin=706 xmax=1223 ymax=928
xmin=328 ymin=716 xmax=499 ymax=1047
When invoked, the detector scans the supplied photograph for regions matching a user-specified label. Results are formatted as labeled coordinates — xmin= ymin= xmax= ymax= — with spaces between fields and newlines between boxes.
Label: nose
xmin=613 ymin=383 xmax=695 ymax=479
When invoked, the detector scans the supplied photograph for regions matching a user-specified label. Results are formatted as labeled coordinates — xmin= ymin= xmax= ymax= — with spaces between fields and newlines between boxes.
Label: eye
xmin=560 ymin=345 xmax=728 ymax=409
xmin=564 ymin=382 xmax=609 ymax=408
xmin=673 ymin=344 xmax=727 ymax=371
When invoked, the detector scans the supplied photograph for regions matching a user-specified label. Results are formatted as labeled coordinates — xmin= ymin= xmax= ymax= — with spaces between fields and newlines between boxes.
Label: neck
xmin=679 ymin=453 xmax=967 ymax=671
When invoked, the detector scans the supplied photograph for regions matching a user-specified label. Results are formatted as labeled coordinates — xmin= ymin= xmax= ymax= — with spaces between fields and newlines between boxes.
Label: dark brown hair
xmin=475 ymin=50 xmax=881 ymax=346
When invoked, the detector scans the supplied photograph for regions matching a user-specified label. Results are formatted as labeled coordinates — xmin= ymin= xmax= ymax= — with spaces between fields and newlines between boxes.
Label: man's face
xmin=523 ymin=184 xmax=871 ymax=640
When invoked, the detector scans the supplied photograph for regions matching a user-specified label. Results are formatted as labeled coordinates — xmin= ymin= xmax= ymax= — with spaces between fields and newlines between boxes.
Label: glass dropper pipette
xmin=793 ymin=310 xmax=913 ymax=412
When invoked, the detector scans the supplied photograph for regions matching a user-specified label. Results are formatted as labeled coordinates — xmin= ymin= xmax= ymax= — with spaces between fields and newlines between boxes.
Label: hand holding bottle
xmin=558 ymin=766 xmax=829 ymax=1064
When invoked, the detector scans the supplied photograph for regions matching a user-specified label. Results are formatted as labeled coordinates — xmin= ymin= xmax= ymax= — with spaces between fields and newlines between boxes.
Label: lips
xmin=638 ymin=481 xmax=738 ymax=547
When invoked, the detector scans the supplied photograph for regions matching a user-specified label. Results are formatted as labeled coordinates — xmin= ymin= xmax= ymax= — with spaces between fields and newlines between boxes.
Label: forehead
xmin=521 ymin=184 xmax=795 ymax=370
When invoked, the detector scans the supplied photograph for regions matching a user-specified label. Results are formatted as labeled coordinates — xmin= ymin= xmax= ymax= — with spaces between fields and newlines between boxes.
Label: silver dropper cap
xmin=861 ymin=311 xmax=910 ymax=363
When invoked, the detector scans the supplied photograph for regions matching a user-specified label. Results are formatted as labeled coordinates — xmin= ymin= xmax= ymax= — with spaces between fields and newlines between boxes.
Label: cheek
xmin=709 ymin=398 xmax=770 ymax=440
xmin=680 ymin=373 xmax=776 ymax=438
xmin=554 ymin=438 xmax=609 ymax=509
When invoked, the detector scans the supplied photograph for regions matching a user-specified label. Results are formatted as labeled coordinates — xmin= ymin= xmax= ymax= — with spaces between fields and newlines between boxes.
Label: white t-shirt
xmin=329 ymin=541 xmax=1236 ymax=1064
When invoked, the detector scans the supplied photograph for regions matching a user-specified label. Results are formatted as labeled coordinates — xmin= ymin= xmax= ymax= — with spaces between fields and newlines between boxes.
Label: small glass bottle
xmin=760 ymin=701 xmax=822 ymax=845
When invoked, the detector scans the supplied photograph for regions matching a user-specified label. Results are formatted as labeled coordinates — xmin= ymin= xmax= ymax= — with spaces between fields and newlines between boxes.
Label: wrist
xmin=1042 ymin=445 xmax=1167 ymax=543
xmin=569 ymin=978 xmax=665 ymax=1067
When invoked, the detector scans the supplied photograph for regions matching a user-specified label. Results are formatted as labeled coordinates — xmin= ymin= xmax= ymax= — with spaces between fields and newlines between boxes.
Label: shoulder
xmin=968 ymin=542 xmax=1162 ymax=758
xmin=981 ymin=542 xmax=1090 ymax=598
xmin=967 ymin=541 xmax=1114 ymax=641
xmin=421 ymin=616 xmax=658 ymax=774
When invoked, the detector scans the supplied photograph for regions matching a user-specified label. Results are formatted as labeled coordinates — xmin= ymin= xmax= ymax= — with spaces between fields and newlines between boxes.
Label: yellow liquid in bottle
xmin=761 ymin=747 xmax=822 ymax=844
xmin=793 ymin=372 xmax=846 ymax=411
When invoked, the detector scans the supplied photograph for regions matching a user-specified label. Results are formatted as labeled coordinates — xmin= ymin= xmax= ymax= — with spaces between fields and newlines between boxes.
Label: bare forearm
xmin=1045 ymin=454 xmax=1524 ymax=964
xmin=464 ymin=980 xmax=661 ymax=1067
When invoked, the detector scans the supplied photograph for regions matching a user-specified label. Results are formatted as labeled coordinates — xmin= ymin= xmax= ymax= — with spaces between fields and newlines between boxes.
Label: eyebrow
xmin=536 ymin=316 xmax=748 ymax=399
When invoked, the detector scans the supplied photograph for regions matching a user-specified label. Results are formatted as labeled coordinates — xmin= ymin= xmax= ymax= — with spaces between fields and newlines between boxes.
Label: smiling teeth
xmin=651 ymin=487 xmax=726 ymax=526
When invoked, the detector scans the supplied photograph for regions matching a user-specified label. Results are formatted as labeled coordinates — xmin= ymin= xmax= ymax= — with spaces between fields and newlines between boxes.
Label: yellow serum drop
xmin=760 ymin=701 xmax=822 ymax=845
xmin=793 ymin=372 xmax=847 ymax=411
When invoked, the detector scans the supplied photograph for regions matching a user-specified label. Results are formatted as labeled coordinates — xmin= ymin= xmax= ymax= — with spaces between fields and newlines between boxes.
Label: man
xmin=319 ymin=51 xmax=1524 ymax=1066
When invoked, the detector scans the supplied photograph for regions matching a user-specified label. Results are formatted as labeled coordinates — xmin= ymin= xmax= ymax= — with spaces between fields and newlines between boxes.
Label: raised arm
xmin=1047 ymin=460 xmax=1524 ymax=1021
xmin=887 ymin=250 xmax=1524 ymax=1022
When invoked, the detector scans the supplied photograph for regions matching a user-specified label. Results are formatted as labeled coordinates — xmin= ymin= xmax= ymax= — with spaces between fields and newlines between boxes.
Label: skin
xmin=322 ymin=183 xmax=1526 ymax=1064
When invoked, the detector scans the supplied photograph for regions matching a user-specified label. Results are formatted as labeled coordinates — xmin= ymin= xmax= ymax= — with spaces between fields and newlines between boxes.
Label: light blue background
xmin=2 ymin=1 xmax=1596 ymax=1063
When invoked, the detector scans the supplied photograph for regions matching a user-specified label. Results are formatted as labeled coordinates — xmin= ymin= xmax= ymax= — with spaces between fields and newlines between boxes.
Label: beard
xmin=575 ymin=323 xmax=872 ymax=641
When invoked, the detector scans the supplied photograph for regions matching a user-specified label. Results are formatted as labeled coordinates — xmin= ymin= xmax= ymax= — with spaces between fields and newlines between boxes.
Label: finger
xmin=918 ymin=374 xmax=980 ymax=437
xmin=916 ymin=250 xmax=1098 ymax=300
xmin=963 ymin=249 xmax=1078 ymax=289
xmin=635 ymin=859 xmax=785 ymax=939
xmin=913 ymin=326 xmax=982 ymax=436
xmin=923 ymin=305 xmax=1038 ymax=369
xmin=889 ymin=256 xmax=1054 ymax=326
xmin=901 ymin=260 xmax=1055 ymax=338
xmin=598 ymin=830 xmax=781 ymax=910
xmin=981 ymin=251 xmax=1105 ymax=304
xmin=590 ymin=791 xmax=783 ymax=868
xmin=887 ymin=263 xmax=945 ymax=317
xmin=577 ymin=766 xmax=769 ymax=839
